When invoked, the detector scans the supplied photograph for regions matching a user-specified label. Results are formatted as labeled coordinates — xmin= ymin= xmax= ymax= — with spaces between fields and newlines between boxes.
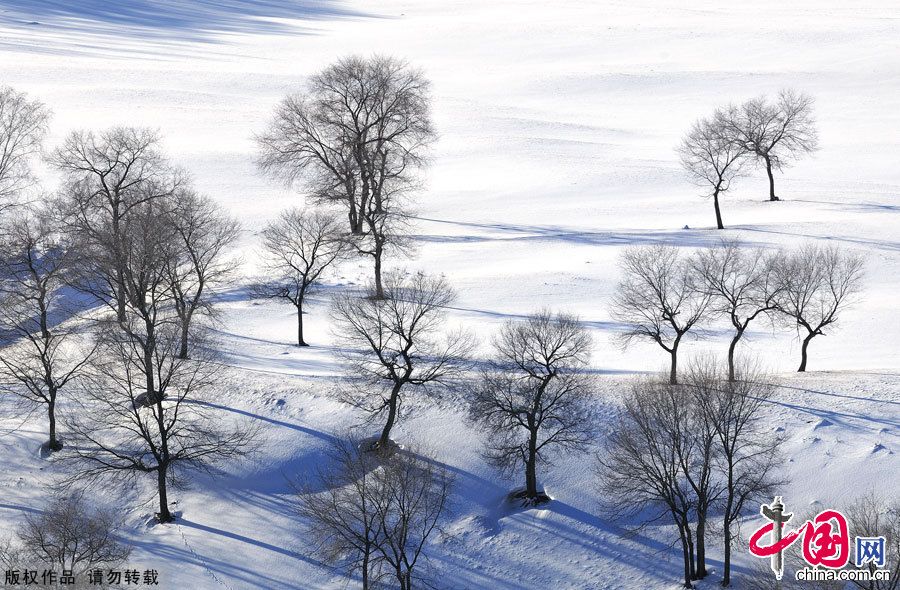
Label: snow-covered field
xmin=0 ymin=1 xmax=898 ymax=588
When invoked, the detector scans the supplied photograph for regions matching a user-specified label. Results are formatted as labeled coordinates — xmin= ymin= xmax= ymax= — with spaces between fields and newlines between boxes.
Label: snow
xmin=0 ymin=1 xmax=898 ymax=588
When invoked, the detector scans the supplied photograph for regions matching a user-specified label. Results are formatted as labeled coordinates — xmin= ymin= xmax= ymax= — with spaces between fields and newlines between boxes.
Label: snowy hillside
xmin=0 ymin=1 xmax=898 ymax=589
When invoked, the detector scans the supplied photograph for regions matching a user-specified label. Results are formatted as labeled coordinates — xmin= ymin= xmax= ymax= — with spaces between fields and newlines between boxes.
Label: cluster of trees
xmin=600 ymin=359 xmax=783 ymax=588
xmin=0 ymin=87 xmax=254 ymax=524
xmin=613 ymin=240 xmax=864 ymax=383
xmin=679 ymin=89 xmax=818 ymax=228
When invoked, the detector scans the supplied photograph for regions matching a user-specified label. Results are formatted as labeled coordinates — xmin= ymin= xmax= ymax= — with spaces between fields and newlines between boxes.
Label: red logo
xmin=749 ymin=497 xmax=850 ymax=579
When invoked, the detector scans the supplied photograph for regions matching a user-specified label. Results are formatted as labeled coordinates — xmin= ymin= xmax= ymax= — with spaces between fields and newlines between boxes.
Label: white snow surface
xmin=0 ymin=1 xmax=898 ymax=589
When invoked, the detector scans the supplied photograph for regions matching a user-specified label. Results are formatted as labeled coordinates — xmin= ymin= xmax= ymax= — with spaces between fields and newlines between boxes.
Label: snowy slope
xmin=0 ymin=1 xmax=898 ymax=589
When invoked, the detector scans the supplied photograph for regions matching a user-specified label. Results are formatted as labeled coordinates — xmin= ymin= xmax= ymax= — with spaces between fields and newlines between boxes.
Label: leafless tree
xmin=598 ymin=377 xmax=698 ymax=588
xmin=0 ymin=210 xmax=94 ymax=451
xmin=0 ymin=86 xmax=50 ymax=212
xmin=297 ymin=439 xmax=452 ymax=590
xmin=468 ymin=310 xmax=595 ymax=504
xmin=612 ymin=245 xmax=710 ymax=384
xmin=370 ymin=450 xmax=453 ymax=590
xmin=295 ymin=438 xmax=385 ymax=589
xmin=62 ymin=201 xmax=255 ymax=523
xmin=774 ymin=243 xmax=864 ymax=372
xmin=678 ymin=108 xmax=748 ymax=229
xmin=331 ymin=272 xmax=470 ymax=452
xmin=256 ymin=206 xmax=349 ymax=346
xmin=51 ymin=127 xmax=183 ymax=322
xmin=686 ymin=359 xmax=783 ymax=587
xmin=843 ymin=491 xmax=900 ymax=590
xmin=727 ymin=89 xmax=818 ymax=201
xmin=691 ymin=240 xmax=781 ymax=381
xmin=166 ymin=190 xmax=241 ymax=358
xmin=14 ymin=493 xmax=131 ymax=576
xmin=257 ymin=55 xmax=434 ymax=298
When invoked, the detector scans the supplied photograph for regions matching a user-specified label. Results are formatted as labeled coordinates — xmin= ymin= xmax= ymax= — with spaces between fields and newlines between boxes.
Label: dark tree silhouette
xmin=0 ymin=86 xmax=50 ymax=212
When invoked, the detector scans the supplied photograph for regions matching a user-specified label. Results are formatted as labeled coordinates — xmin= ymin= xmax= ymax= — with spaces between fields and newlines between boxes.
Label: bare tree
xmin=0 ymin=211 xmax=94 ymax=451
xmin=612 ymin=245 xmax=710 ymax=384
xmin=166 ymin=190 xmax=241 ymax=358
xmin=774 ymin=243 xmax=864 ymax=372
xmin=297 ymin=439 xmax=452 ymax=590
xmin=598 ymin=377 xmax=698 ymax=588
xmin=691 ymin=240 xmax=780 ymax=381
xmin=257 ymin=55 xmax=434 ymax=298
xmin=51 ymin=127 xmax=183 ymax=322
xmin=62 ymin=201 xmax=255 ymax=523
xmin=370 ymin=450 xmax=453 ymax=590
xmin=728 ymin=89 xmax=818 ymax=201
xmin=678 ymin=108 xmax=748 ymax=229
xmin=331 ymin=272 xmax=469 ymax=452
xmin=843 ymin=491 xmax=900 ymax=590
xmin=256 ymin=206 xmax=348 ymax=346
xmin=296 ymin=438 xmax=385 ymax=589
xmin=0 ymin=86 xmax=50 ymax=212
xmin=14 ymin=494 xmax=131 ymax=576
xmin=686 ymin=359 xmax=783 ymax=587
xmin=468 ymin=310 xmax=595 ymax=504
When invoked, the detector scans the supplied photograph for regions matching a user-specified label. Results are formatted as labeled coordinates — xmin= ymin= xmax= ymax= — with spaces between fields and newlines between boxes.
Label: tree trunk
xmin=678 ymin=524 xmax=693 ymax=589
xmin=722 ymin=519 xmax=733 ymax=586
xmin=178 ymin=318 xmax=190 ymax=359
xmin=361 ymin=547 xmax=369 ymax=590
xmin=713 ymin=189 xmax=724 ymax=230
xmin=686 ymin=521 xmax=696 ymax=580
xmin=696 ymin=510 xmax=707 ymax=579
xmin=727 ymin=328 xmax=744 ymax=382
xmin=157 ymin=466 xmax=173 ymax=523
xmin=296 ymin=304 xmax=307 ymax=347
xmin=377 ymin=383 xmax=402 ymax=448
xmin=373 ymin=244 xmax=384 ymax=300
xmin=47 ymin=398 xmax=62 ymax=451
xmin=669 ymin=347 xmax=679 ymax=385
xmin=764 ymin=155 xmax=778 ymax=201
xmin=525 ymin=428 xmax=539 ymax=500
xmin=798 ymin=331 xmax=815 ymax=372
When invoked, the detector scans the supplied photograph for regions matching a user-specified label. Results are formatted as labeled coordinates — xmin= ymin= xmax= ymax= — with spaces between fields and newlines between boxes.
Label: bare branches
xmin=678 ymin=107 xmax=748 ymax=229
xmin=0 ymin=86 xmax=50 ymax=211
xmin=296 ymin=439 xmax=453 ymax=590
xmin=469 ymin=310 xmax=595 ymax=503
xmin=331 ymin=271 xmax=470 ymax=450
xmin=255 ymin=206 xmax=349 ymax=346
xmin=256 ymin=55 xmax=435 ymax=297
xmin=773 ymin=243 xmax=865 ymax=371
xmin=611 ymin=245 xmax=710 ymax=384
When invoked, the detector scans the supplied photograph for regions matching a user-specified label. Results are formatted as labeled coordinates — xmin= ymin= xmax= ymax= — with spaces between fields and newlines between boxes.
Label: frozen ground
xmin=0 ymin=1 xmax=898 ymax=588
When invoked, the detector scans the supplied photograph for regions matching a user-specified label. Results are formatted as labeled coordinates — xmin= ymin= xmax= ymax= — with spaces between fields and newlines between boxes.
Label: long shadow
xmin=0 ymin=502 xmax=43 ymax=516
xmin=412 ymin=217 xmax=762 ymax=249
xmin=177 ymin=517 xmax=313 ymax=562
xmin=189 ymin=400 xmax=339 ymax=444
xmin=738 ymin=226 xmax=900 ymax=252
xmin=766 ymin=382 xmax=900 ymax=407
xmin=0 ymin=0 xmax=378 ymax=45
xmin=762 ymin=397 xmax=900 ymax=431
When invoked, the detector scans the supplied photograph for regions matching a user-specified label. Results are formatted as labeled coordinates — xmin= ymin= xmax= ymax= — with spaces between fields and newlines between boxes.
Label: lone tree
xmin=729 ymin=89 xmax=818 ymax=201
xmin=257 ymin=206 xmax=348 ymax=346
xmin=257 ymin=55 xmax=434 ymax=298
xmin=0 ymin=211 xmax=94 ymax=451
xmin=166 ymin=190 xmax=241 ymax=358
xmin=51 ymin=127 xmax=183 ymax=322
xmin=774 ymin=243 xmax=864 ymax=372
xmin=468 ymin=310 xmax=595 ymax=504
xmin=297 ymin=440 xmax=453 ymax=590
xmin=612 ymin=245 xmax=710 ymax=384
xmin=0 ymin=86 xmax=50 ymax=212
xmin=63 ymin=201 xmax=255 ymax=523
xmin=331 ymin=272 xmax=469 ymax=452
xmin=691 ymin=240 xmax=780 ymax=380
xmin=678 ymin=108 xmax=747 ymax=229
